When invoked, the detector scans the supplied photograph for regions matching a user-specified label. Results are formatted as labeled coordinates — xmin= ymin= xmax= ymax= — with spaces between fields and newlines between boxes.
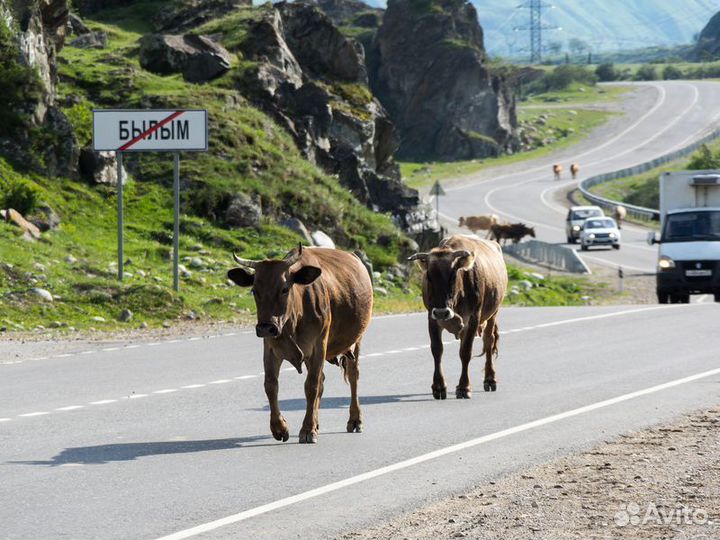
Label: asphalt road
xmin=440 ymin=81 xmax=720 ymax=274
xmin=2 ymin=304 xmax=720 ymax=539
xmin=4 ymin=81 xmax=720 ymax=540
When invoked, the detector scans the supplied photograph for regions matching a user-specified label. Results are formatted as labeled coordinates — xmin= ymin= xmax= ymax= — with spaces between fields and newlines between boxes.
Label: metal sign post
xmin=430 ymin=180 xmax=446 ymax=229
xmin=93 ymin=109 xmax=208 ymax=291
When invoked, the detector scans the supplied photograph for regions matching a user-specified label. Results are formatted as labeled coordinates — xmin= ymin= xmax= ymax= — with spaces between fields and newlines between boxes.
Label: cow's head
xmin=528 ymin=227 xmax=536 ymax=238
xmin=409 ymin=248 xmax=474 ymax=321
xmin=228 ymin=245 xmax=321 ymax=339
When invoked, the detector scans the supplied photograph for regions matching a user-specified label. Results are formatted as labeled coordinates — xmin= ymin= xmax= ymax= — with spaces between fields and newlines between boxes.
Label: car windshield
xmin=571 ymin=209 xmax=603 ymax=220
xmin=663 ymin=211 xmax=720 ymax=242
xmin=584 ymin=218 xmax=614 ymax=229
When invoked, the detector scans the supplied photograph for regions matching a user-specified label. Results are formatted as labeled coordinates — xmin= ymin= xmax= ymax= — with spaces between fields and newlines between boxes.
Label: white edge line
xmin=154 ymin=364 xmax=720 ymax=540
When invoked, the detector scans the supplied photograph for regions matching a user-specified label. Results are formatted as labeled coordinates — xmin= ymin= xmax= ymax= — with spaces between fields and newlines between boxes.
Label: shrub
xmin=1 ymin=180 xmax=40 ymax=214
xmin=634 ymin=65 xmax=657 ymax=81
xmin=595 ymin=63 xmax=618 ymax=82
xmin=527 ymin=65 xmax=597 ymax=94
xmin=687 ymin=144 xmax=720 ymax=170
xmin=662 ymin=65 xmax=684 ymax=80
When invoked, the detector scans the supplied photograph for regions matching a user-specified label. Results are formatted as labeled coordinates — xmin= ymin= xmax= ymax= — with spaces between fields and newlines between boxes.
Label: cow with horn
xmin=227 ymin=244 xmax=373 ymax=444
xmin=409 ymin=235 xmax=508 ymax=399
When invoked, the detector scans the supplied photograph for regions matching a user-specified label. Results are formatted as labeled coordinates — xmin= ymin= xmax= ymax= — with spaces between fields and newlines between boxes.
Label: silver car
xmin=580 ymin=217 xmax=621 ymax=250
xmin=566 ymin=205 xmax=604 ymax=243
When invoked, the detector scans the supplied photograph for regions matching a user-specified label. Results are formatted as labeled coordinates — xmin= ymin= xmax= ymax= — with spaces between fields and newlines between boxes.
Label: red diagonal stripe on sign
xmin=117 ymin=110 xmax=185 ymax=152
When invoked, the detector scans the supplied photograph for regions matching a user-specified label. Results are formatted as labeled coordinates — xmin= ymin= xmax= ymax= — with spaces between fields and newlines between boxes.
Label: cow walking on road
xmin=228 ymin=245 xmax=373 ymax=444
xmin=409 ymin=235 xmax=508 ymax=399
xmin=459 ymin=214 xmax=499 ymax=237
xmin=570 ymin=163 xmax=580 ymax=179
xmin=553 ymin=164 xmax=563 ymax=180
xmin=490 ymin=223 xmax=536 ymax=245
xmin=613 ymin=205 xmax=627 ymax=228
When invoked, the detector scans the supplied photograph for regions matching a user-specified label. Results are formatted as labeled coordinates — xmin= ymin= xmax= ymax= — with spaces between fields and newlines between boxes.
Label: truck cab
xmin=649 ymin=172 xmax=720 ymax=303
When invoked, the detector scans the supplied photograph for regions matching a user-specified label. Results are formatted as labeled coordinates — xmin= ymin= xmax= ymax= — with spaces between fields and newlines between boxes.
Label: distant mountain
xmin=364 ymin=0 xmax=718 ymax=57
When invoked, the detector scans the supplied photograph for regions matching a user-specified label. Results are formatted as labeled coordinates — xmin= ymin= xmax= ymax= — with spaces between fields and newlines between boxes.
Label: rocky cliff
xmin=0 ymin=0 xmax=77 ymax=176
xmin=693 ymin=11 xmax=720 ymax=60
xmin=370 ymin=0 xmax=517 ymax=161
xmin=236 ymin=2 xmax=423 ymax=230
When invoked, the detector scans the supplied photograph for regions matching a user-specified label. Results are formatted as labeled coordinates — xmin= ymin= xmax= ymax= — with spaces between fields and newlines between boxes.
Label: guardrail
xmin=503 ymin=240 xmax=591 ymax=274
xmin=578 ymin=127 xmax=720 ymax=221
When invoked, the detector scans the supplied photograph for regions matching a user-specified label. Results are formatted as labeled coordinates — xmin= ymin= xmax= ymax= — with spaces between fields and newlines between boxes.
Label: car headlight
xmin=572 ymin=225 xmax=581 ymax=231
xmin=609 ymin=232 xmax=617 ymax=238
xmin=588 ymin=233 xmax=595 ymax=239
xmin=658 ymin=256 xmax=675 ymax=270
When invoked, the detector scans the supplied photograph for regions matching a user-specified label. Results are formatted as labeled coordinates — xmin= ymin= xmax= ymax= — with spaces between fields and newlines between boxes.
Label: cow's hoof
xmin=347 ymin=419 xmax=363 ymax=433
xmin=432 ymin=386 xmax=447 ymax=400
xmin=299 ymin=430 xmax=318 ymax=444
xmin=456 ymin=387 xmax=472 ymax=399
xmin=484 ymin=380 xmax=497 ymax=392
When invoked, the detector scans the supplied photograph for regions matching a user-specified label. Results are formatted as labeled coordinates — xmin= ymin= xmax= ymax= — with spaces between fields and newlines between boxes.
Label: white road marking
xmin=102 ymin=347 xmax=120 ymax=352
xmin=154 ymin=364 xmax=720 ymax=540
xmin=0 ymin=418 xmax=12 ymax=422
xmin=19 ymin=412 xmax=49 ymax=417
xmin=7 ymin=305 xmax=706 ymax=422
xmin=56 ymin=354 xmax=72 ymax=358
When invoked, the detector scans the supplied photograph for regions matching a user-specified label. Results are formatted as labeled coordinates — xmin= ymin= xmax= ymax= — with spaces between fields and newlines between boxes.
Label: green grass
xmin=522 ymin=83 xmax=632 ymax=106
xmin=401 ymin=108 xmax=615 ymax=189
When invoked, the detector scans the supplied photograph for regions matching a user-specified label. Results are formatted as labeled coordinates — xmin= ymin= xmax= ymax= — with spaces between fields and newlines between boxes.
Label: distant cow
xmin=490 ymin=223 xmax=536 ymax=245
xmin=458 ymin=214 xmax=499 ymax=237
xmin=570 ymin=163 xmax=580 ymax=179
xmin=409 ymin=235 xmax=508 ymax=398
xmin=553 ymin=164 xmax=563 ymax=180
xmin=613 ymin=205 xmax=627 ymax=228
xmin=228 ymin=245 xmax=373 ymax=443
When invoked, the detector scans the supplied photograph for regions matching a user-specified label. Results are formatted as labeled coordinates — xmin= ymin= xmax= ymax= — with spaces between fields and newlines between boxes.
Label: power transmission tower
xmin=514 ymin=0 xmax=559 ymax=63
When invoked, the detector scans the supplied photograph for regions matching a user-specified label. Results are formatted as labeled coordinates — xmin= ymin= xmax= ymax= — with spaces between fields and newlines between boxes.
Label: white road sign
xmin=93 ymin=109 xmax=208 ymax=152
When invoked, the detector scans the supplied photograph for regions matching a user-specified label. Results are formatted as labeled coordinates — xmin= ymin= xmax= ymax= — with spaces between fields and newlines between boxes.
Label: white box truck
xmin=648 ymin=171 xmax=720 ymax=303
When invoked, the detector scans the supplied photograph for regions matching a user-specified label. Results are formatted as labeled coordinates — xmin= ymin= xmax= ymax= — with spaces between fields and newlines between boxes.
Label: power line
xmin=514 ymin=0 xmax=560 ymax=63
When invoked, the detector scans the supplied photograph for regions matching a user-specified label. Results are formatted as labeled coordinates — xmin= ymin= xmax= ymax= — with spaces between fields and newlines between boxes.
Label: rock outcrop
xmin=693 ymin=11 xmax=720 ymax=60
xmin=0 ymin=0 xmax=78 ymax=176
xmin=139 ymin=33 xmax=231 ymax=83
xmin=237 ymin=2 xmax=423 ymax=229
xmin=371 ymin=0 xmax=517 ymax=161
xmin=153 ymin=0 xmax=251 ymax=33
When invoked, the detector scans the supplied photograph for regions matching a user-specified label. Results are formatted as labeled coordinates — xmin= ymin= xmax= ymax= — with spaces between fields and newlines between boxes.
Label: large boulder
xmin=371 ymin=0 xmax=517 ymax=161
xmin=225 ymin=193 xmax=262 ymax=228
xmin=139 ymin=33 xmax=232 ymax=83
xmin=313 ymin=0 xmax=383 ymax=27
xmin=79 ymin=147 xmax=128 ymax=185
xmin=153 ymin=0 xmax=251 ymax=33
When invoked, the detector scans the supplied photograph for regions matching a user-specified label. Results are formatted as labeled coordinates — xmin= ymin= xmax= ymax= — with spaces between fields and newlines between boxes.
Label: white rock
xmin=310 ymin=230 xmax=335 ymax=249
xmin=64 ymin=255 xmax=77 ymax=264
xmin=31 ymin=288 xmax=54 ymax=302
xmin=91 ymin=316 xmax=106 ymax=323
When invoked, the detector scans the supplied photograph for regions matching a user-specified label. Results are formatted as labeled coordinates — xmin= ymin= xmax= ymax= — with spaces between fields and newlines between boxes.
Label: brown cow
xmin=228 ymin=245 xmax=373 ymax=444
xmin=613 ymin=205 xmax=627 ymax=229
xmin=490 ymin=223 xmax=536 ymax=245
xmin=458 ymin=214 xmax=499 ymax=237
xmin=409 ymin=235 xmax=508 ymax=399
xmin=553 ymin=164 xmax=563 ymax=180
xmin=570 ymin=163 xmax=580 ymax=179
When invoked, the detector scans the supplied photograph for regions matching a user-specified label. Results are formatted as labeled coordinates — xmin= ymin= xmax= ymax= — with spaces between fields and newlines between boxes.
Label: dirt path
xmin=341 ymin=408 xmax=720 ymax=540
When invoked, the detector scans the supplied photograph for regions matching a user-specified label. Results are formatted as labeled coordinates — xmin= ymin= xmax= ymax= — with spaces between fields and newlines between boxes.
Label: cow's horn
xmin=453 ymin=250 xmax=471 ymax=259
xmin=232 ymin=253 xmax=258 ymax=269
xmin=407 ymin=252 xmax=429 ymax=261
xmin=284 ymin=243 xmax=303 ymax=265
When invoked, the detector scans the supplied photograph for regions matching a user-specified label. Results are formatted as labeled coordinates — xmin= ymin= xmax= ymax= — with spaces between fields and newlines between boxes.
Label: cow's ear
xmin=228 ymin=268 xmax=254 ymax=287
xmin=453 ymin=252 xmax=475 ymax=271
xmin=292 ymin=265 xmax=321 ymax=285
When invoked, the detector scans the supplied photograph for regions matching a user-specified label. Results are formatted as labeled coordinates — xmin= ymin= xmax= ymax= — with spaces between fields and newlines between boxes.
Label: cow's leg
xmin=299 ymin=343 xmax=325 ymax=444
xmin=456 ymin=315 xmax=479 ymax=399
xmin=263 ymin=345 xmax=289 ymax=442
xmin=346 ymin=343 xmax=363 ymax=433
xmin=483 ymin=315 xmax=500 ymax=392
xmin=429 ymin=317 xmax=447 ymax=400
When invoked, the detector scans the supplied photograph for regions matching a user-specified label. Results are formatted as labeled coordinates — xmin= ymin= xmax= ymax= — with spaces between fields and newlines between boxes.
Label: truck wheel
xmin=715 ymin=293 xmax=720 ymax=303
xmin=567 ymin=236 xmax=573 ymax=244
xmin=580 ymin=244 xmax=588 ymax=251
xmin=613 ymin=244 xmax=621 ymax=250
xmin=657 ymin=292 xmax=669 ymax=304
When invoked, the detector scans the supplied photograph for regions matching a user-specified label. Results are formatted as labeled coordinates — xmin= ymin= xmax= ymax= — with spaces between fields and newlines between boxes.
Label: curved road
xmin=441 ymin=81 xmax=720 ymax=273
xmin=3 ymin=81 xmax=720 ymax=540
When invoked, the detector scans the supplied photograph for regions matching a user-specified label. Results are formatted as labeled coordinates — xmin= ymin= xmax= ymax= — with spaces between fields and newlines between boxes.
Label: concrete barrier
xmin=503 ymin=240 xmax=591 ymax=274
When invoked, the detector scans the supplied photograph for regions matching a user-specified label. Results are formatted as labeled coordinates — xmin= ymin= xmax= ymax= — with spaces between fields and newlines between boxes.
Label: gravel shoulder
xmin=341 ymin=407 xmax=720 ymax=540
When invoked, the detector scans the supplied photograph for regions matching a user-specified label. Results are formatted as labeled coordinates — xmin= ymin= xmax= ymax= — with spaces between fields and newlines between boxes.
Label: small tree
xmin=568 ymin=38 xmax=588 ymax=57
xmin=662 ymin=65 xmax=684 ymax=80
xmin=595 ymin=63 xmax=617 ymax=82
xmin=634 ymin=64 xmax=657 ymax=81
xmin=687 ymin=144 xmax=720 ymax=170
